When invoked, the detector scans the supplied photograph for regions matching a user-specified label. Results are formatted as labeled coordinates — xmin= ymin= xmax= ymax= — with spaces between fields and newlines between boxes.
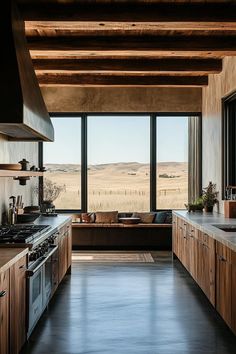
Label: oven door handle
xmin=26 ymin=245 xmax=58 ymax=277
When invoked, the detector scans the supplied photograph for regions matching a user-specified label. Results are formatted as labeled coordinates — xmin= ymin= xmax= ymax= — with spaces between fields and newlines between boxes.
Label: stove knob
xmin=29 ymin=252 xmax=37 ymax=261
xmin=38 ymin=248 xmax=44 ymax=257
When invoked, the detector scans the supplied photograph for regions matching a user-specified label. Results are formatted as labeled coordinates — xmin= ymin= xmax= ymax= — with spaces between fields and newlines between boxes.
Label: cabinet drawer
xmin=187 ymin=225 xmax=196 ymax=238
xmin=216 ymin=241 xmax=232 ymax=262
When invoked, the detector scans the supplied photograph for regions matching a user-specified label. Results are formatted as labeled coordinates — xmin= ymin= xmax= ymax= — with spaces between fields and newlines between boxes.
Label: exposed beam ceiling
xmin=25 ymin=21 xmax=236 ymax=37
xmin=17 ymin=0 xmax=236 ymax=87
xmin=36 ymin=72 xmax=208 ymax=87
xmin=32 ymin=58 xmax=222 ymax=75
xmin=27 ymin=36 xmax=236 ymax=57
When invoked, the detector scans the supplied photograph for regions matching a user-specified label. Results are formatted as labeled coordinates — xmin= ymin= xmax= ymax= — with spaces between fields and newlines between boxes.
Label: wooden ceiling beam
xmin=27 ymin=36 xmax=236 ymax=57
xmin=25 ymin=21 xmax=236 ymax=38
xmin=37 ymin=72 xmax=208 ymax=87
xmin=20 ymin=3 xmax=236 ymax=22
xmin=32 ymin=58 xmax=222 ymax=74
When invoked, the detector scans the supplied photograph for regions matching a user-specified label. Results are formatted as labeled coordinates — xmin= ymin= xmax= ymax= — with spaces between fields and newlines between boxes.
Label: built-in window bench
xmin=72 ymin=222 xmax=172 ymax=250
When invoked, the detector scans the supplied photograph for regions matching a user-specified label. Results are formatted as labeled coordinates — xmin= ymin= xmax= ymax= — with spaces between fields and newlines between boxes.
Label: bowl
xmin=119 ymin=217 xmax=140 ymax=225
xmin=17 ymin=213 xmax=40 ymax=223
xmin=24 ymin=206 xmax=40 ymax=214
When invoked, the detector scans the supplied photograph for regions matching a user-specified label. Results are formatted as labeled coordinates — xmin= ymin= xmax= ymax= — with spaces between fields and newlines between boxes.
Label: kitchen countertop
xmin=33 ymin=214 xmax=72 ymax=231
xmin=0 ymin=248 xmax=28 ymax=273
xmin=173 ymin=210 xmax=236 ymax=252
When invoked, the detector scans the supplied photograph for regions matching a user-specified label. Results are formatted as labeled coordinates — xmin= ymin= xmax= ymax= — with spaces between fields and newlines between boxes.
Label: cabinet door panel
xmin=172 ymin=215 xmax=178 ymax=256
xmin=216 ymin=253 xmax=231 ymax=327
xmin=231 ymin=251 xmax=236 ymax=334
xmin=67 ymin=226 xmax=72 ymax=270
xmin=0 ymin=270 xmax=9 ymax=354
xmin=10 ymin=256 xmax=27 ymax=354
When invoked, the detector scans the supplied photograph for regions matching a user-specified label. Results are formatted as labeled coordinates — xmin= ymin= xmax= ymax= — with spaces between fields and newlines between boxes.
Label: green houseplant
xmin=185 ymin=196 xmax=204 ymax=212
xmin=202 ymin=181 xmax=218 ymax=212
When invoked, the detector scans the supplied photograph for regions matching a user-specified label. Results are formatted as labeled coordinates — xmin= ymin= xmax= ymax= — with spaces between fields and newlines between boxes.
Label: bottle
xmin=9 ymin=196 xmax=17 ymax=224
xmin=8 ymin=203 xmax=17 ymax=225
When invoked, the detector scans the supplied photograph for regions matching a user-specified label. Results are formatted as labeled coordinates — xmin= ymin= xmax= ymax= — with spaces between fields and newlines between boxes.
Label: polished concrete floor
xmin=24 ymin=252 xmax=236 ymax=354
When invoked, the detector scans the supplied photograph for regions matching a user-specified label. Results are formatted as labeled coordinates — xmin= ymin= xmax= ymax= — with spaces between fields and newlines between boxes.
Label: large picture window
xmin=41 ymin=113 xmax=200 ymax=212
xmin=87 ymin=116 xmax=150 ymax=212
xmin=43 ymin=117 xmax=81 ymax=209
xmin=156 ymin=116 xmax=189 ymax=209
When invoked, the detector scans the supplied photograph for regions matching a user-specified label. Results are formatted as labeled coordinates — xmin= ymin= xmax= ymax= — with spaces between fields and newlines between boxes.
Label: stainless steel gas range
xmin=0 ymin=224 xmax=59 ymax=336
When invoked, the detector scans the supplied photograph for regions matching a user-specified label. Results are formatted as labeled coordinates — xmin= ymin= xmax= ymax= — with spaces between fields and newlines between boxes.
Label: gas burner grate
xmin=0 ymin=224 xmax=51 ymax=243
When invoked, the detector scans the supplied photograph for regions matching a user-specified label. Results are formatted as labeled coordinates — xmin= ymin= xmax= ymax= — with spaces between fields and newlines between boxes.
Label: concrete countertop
xmin=0 ymin=248 xmax=28 ymax=273
xmin=33 ymin=214 xmax=72 ymax=237
xmin=173 ymin=210 xmax=236 ymax=252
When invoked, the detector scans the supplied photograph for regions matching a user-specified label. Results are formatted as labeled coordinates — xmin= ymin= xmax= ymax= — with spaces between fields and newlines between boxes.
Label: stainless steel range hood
xmin=0 ymin=1 xmax=54 ymax=141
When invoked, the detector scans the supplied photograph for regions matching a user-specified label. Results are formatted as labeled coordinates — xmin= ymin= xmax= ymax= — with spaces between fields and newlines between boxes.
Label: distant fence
xmin=158 ymin=188 xmax=181 ymax=196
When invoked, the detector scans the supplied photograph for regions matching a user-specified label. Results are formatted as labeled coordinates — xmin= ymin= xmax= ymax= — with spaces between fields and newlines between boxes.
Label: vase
xmin=204 ymin=205 xmax=213 ymax=212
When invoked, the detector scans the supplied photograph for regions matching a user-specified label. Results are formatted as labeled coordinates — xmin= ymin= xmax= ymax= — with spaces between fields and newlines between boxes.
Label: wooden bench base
xmin=72 ymin=223 xmax=172 ymax=250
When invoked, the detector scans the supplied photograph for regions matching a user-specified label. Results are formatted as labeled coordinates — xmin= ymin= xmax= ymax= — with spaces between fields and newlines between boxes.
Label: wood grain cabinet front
xmin=216 ymin=241 xmax=232 ymax=328
xmin=10 ymin=256 xmax=27 ymax=354
xmin=173 ymin=215 xmax=236 ymax=335
xmin=231 ymin=250 xmax=236 ymax=334
xmin=58 ymin=222 xmax=72 ymax=284
xmin=0 ymin=270 xmax=9 ymax=354
xmin=198 ymin=232 xmax=215 ymax=306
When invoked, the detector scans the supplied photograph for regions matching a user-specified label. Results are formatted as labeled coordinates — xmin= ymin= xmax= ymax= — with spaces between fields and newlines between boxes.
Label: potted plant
xmin=34 ymin=178 xmax=66 ymax=213
xmin=202 ymin=181 xmax=218 ymax=212
xmin=185 ymin=196 xmax=204 ymax=212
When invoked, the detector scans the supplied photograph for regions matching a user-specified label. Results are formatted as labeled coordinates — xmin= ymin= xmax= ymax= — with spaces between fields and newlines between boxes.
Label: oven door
xmin=28 ymin=267 xmax=43 ymax=335
xmin=27 ymin=245 xmax=58 ymax=336
xmin=43 ymin=256 xmax=53 ymax=308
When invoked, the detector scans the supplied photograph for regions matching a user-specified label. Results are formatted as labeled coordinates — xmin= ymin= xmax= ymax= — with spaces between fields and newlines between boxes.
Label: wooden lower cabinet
xmin=187 ymin=225 xmax=197 ymax=279
xmin=216 ymin=241 xmax=232 ymax=328
xmin=58 ymin=222 xmax=72 ymax=284
xmin=173 ymin=215 xmax=236 ymax=335
xmin=231 ymin=251 xmax=236 ymax=334
xmin=67 ymin=225 xmax=72 ymax=271
xmin=0 ymin=270 xmax=9 ymax=354
xmin=198 ymin=232 xmax=215 ymax=306
xmin=10 ymin=256 xmax=27 ymax=354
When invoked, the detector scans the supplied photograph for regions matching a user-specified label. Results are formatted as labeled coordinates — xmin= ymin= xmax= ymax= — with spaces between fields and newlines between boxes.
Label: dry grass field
xmin=44 ymin=162 xmax=188 ymax=211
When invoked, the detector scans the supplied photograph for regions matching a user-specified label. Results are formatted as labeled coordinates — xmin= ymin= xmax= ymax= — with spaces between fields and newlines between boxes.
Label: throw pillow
xmin=154 ymin=211 xmax=167 ymax=224
xmin=132 ymin=212 xmax=155 ymax=224
xmin=95 ymin=211 xmax=118 ymax=223
xmin=81 ymin=213 xmax=95 ymax=223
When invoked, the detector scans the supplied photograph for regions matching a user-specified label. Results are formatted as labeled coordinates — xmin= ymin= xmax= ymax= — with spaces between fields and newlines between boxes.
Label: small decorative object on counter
xmin=225 ymin=186 xmax=236 ymax=200
xmin=202 ymin=181 xmax=218 ymax=212
xmin=185 ymin=196 xmax=204 ymax=212
xmin=40 ymin=200 xmax=56 ymax=215
xmin=18 ymin=158 xmax=29 ymax=171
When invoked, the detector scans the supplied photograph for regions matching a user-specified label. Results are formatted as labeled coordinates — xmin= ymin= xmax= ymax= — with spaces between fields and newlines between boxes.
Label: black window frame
xmin=39 ymin=111 xmax=201 ymax=213
xmin=222 ymin=91 xmax=236 ymax=199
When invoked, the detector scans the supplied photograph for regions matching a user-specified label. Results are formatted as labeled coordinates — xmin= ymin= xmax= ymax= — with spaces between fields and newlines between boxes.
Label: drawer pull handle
xmin=219 ymin=256 xmax=226 ymax=262
xmin=19 ymin=265 xmax=26 ymax=270
xmin=0 ymin=290 xmax=6 ymax=297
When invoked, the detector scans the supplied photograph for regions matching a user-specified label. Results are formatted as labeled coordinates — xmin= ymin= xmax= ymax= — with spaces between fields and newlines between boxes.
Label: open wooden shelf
xmin=0 ymin=170 xmax=43 ymax=177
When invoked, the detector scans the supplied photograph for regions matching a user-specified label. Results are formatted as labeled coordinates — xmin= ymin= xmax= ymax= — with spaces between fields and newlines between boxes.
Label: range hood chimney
xmin=0 ymin=1 xmax=54 ymax=141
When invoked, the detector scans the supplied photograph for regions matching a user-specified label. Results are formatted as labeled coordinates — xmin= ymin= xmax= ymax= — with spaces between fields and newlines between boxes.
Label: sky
xmin=44 ymin=116 xmax=188 ymax=165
